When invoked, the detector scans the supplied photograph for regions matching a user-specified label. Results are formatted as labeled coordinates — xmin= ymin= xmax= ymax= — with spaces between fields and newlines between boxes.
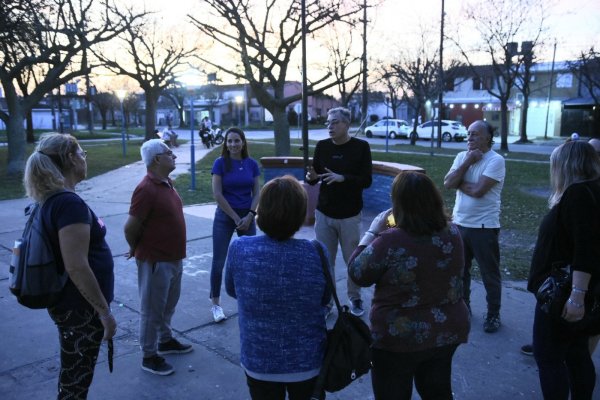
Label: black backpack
xmin=9 ymin=191 xmax=72 ymax=309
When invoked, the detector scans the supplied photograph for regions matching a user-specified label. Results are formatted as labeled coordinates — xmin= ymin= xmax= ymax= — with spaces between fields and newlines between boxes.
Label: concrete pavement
xmin=0 ymin=139 xmax=598 ymax=399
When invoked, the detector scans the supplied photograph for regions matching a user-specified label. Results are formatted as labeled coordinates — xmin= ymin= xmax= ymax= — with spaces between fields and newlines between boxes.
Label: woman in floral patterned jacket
xmin=349 ymin=171 xmax=470 ymax=400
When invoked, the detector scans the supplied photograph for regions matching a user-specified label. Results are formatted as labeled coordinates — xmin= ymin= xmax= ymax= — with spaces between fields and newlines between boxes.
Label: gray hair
xmin=327 ymin=107 xmax=351 ymax=123
xmin=140 ymin=139 xmax=170 ymax=167
xmin=23 ymin=133 xmax=79 ymax=202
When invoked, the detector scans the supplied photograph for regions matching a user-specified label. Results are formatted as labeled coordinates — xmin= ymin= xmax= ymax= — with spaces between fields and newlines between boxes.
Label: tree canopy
xmin=0 ymin=0 xmax=145 ymax=175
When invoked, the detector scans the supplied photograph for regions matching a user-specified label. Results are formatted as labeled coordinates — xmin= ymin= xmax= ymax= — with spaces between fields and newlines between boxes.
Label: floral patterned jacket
xmin=348 ymin=223 xmax=470 ymax=353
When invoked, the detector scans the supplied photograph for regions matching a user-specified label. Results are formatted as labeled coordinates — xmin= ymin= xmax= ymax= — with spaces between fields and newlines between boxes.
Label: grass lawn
xmin=0 ymin=138 xmax=145 ymax=200
xmin=174 ymin=139 xmax=551 ymax=280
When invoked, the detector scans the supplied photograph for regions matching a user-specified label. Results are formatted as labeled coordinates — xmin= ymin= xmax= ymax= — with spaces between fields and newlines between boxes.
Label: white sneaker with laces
xmin=212 ymin=305 xmax=226 ymax=323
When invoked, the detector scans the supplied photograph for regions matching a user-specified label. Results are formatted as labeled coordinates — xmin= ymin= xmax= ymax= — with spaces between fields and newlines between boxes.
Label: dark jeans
xmin=371 ymin=345 xmax=458 ymax=400
xmin=210 ymin=206 xmax=256 ymax=299
xmin=533 ymin=301 xmax=596 ymax=400
xmin=457 ymin=226 xmax=501 ymax=315
xmin=48 ymin=305 xmax=104 ymax=400
xmin=245 ymin=374 xmax=318 ymax=400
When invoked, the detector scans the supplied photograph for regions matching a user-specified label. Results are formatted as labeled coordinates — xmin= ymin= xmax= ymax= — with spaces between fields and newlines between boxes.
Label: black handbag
xmin=535 ymin=262 xmax=572 ymax=320
xmin=311 ymin=241 xmax=372 ymax=400
xmin=536 ymin=262 xmax=600 ymax=335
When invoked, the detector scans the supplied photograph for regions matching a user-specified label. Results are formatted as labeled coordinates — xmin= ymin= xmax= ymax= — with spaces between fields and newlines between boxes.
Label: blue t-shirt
xmin=42 ymin=192 xmax=114 ymax=308
xmin=211 ymin=156 xmax=260 ymax=209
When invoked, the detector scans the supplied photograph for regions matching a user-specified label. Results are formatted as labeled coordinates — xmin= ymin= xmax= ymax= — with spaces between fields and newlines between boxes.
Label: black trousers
xmin=371 ymin=345 xmax=458 ymax=400
xmin=245 ymin=374 xmax=318 ymax=400
xmin=48 ymin=305 xmax=104 ymax=400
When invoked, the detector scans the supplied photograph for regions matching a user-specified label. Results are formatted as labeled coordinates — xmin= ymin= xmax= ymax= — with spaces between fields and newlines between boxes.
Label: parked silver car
xmin=411 ymin=120 xmax=468 ymax=142
xmin=365 ymin=119 xmax=410 ymax=139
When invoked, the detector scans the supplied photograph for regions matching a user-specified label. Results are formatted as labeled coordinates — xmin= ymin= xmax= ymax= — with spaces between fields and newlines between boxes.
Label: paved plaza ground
xmin=1 ymin=137 xmax=598 ymax=399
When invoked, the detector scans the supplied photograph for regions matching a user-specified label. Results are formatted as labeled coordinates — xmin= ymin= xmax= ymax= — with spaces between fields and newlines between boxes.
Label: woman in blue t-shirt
xmin=210 ymin=127 xmax=260 ymax=323
xmin=23 ymin=133 xmax=116 ymax=399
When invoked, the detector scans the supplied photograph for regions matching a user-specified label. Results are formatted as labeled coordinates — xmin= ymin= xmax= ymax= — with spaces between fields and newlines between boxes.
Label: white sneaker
xmin=211 ymin=305 xmax=226 ymax=323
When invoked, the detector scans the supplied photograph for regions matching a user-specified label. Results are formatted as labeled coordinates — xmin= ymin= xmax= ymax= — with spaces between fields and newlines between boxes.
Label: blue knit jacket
xmin=225 ymin=236 xmax=330 ymax=380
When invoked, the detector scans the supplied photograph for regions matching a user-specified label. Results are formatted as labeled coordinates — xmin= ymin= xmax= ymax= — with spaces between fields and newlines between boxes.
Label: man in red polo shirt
xmin=124 ymin=139 xmax=192 ymax=376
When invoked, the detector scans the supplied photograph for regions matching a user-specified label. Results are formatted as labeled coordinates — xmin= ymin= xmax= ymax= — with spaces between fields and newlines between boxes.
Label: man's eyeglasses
xmin=326 ymin=120 xmax=341 ymax=127
xmin=157 ymin=151 xmax=174 ymax=157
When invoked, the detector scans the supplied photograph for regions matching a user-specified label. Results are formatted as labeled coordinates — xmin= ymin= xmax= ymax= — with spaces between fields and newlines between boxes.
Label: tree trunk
xmin=6 ymin=105 xmax=27 ymax=176
xmin=409 ymin=104 xmax=422 ymax=145
xmin=26 ymin=110 xmax=34 ymax=143
xmin=178 ymin=106 xmax=185 ymax=128
xmin=519 ymin=97 xmax=529 ymax=142
xmin=145 ymin=91 xmax=159 ymax=141
xmin=272 ymin=107 xmax=291 ymax=156
xmin=500 ymin=100 xmax=509 ymax=152
xmin=100 ymin=110 xmax=108 ymax=130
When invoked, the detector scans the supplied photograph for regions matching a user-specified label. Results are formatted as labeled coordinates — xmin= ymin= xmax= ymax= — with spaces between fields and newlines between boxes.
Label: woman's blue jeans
xmin=210 ymin=207 xmax=256 ymax=299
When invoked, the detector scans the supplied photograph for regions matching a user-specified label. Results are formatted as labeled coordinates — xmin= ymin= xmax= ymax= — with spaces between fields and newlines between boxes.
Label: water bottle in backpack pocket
xmin=8 ymin=197 xmax=69 ymax=309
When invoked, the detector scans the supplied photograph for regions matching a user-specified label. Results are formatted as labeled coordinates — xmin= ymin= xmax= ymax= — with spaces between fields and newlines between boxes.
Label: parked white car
xmin=365 ymin=119 xmax=410 ymax=139
xmin=411 ymin=120 xmax=468 ymax=142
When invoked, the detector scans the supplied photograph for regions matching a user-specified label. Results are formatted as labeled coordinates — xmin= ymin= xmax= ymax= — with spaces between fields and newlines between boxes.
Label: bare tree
xmin=92 ymin=92 xmax=119 ymax=130
xmin=122 ymin=93 xmax=140 ymax=130
xmin=452 ymin=0 xmax=547 ymax=151
xmin=95 ymin=18 xmax=197 ymax=140
xmin=513 ymin=41 xmax=537 ymax=143
xmin=568 ymin=47 xmax=600 ymax=137
xmin=162 ymin=83 xmax=187 ymax=128
xmin=0 ymin=0 xmax=144 ymax=175
xmin=390 ymin=48 xmax=441 ymax=145
xmin=188 ymin=0 xmax=363 ymax=156
xmin=372 ymin=65 xmax=404 ymax=120
xmin=325 ymin=24 xmax=362 ymax=107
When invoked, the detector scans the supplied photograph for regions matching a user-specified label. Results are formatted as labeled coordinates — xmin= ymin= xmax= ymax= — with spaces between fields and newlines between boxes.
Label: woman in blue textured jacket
xmin=225 ymin=175 xmax=331 ymax=400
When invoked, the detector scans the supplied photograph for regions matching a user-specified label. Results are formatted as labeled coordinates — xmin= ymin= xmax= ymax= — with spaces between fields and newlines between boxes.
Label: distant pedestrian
xmin=349 ymin=171 xmax=470 ymax=400
xmin=162 ymin=125 xmax=179 ymax=148
xmin=225 ymin=175 xmax=331 ymax=400
xmin=23 ymin=133 xmax=117 ymax=399
xmin=444 ymin=120 xmax=505 ymax=333
xmin=209 ymin=127 xmax=260 ymax=323
xmin=528 ymin=140 xmax=600 ymax=399
xmin=124 ymin=139 xmax=193 ymax=376
xmin=199 ymin=117 xmax=214 ymax=148
xmin=305 ymin=106 xmax=372 ymax=318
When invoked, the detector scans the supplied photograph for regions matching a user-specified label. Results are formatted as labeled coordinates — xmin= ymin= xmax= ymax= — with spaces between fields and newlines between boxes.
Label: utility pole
xmin=301 ymin=0 xmax=309 ymax=169
xmin=436 ymin=0 xmax=445 ymax=148
xmin=544 ymin=41 xmax=557 ymax=140
xmin=361 ymin=0 xmax=368 ymax=129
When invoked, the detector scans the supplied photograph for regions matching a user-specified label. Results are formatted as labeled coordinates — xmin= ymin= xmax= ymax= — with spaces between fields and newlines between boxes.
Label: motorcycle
xmin=199 ymin=127 xmax=224 ymax=148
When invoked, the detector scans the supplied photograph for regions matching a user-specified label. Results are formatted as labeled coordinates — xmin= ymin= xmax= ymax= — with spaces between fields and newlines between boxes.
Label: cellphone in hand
xmin=387 ymin=214 xmax=396 ymax=228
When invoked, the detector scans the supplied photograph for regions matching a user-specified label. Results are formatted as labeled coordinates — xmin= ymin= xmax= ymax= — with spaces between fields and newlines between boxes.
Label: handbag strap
xmin=312 ymin=240 xmax=343 ymax=314
xmin=310 ymin=240 xmax=346 ymax=400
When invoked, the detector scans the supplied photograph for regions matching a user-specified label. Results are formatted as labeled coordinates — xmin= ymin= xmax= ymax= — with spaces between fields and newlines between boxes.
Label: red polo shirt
xmin=129 ymin=173 xmax=186 ymax=262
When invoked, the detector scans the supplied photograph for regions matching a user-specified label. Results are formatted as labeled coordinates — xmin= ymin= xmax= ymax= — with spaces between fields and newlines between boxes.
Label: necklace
xmin=233 ymin=158 xmax=244 ymax=171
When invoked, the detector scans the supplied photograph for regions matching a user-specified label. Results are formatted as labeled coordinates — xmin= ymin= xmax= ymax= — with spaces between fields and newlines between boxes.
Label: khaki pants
xmin=314 ymin=209 xmax=362 ymax=302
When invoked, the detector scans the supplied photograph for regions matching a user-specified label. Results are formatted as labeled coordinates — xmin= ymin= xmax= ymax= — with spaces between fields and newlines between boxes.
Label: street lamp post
xmin=190 ymin=95 xmax=196 ymax=190
xmin=235 ymin=95 xmax=243 ymax=126
xmin=116 ymin=90 xmax=127 ymax=157
xmin=385 ymin=97 xmax=390 ymax=153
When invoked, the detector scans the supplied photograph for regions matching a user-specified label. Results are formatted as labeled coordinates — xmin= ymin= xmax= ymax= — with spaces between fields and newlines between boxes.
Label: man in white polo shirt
xmin=444 ymin=120 xmax=505 ymax=333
